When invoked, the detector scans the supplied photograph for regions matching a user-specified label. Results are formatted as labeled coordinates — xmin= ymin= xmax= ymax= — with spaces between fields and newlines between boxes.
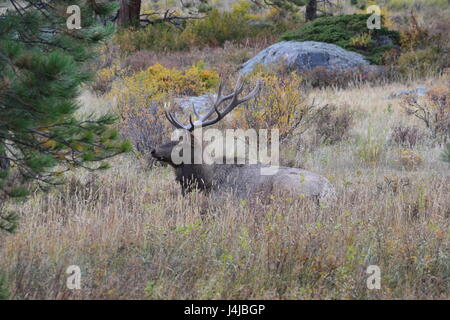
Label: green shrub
xmin=282 ymin=14 xmax=400 ymax=64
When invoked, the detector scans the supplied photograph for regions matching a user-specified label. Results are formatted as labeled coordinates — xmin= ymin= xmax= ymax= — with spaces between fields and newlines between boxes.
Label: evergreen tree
xmin=0 ymin=1 xmax=131 ymax=232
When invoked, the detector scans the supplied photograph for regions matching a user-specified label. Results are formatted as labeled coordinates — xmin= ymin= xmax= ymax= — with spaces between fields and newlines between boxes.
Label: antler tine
xmin=214 ymin=76 xmax=242 ymax=105
xmin=188 ymin=114 xmax=195 ymax=129
xmin=217 ymin=76 xmax=252 ymax=116
xmin=192 ymin=103 xmax=200 ymax=118
xmin=197 ymin=76 xmax=245 ymax=125
xmin=199 ymin=79 xmax=261 ymax=128
xmin=163 ymin=103 xmax=176 ymax=127
xmin=164 ymin=102 xmax=196 ymax=131
xmin=165 ymin=109 xmax=192 ymax=131
xmin=196 ymin=99 xmax=226 ymax=125
xmin=163 ymin=78 xmax=261 ymax=131
xmin=233 ymin=75 xmax=245 ymax=94
xmin=216 ymin=79 xmax=225 ymax=103
xmin=164 ymin=110 xmax=180 ymax=128
xmin=235 ymin=80 xmax=261 ymax=104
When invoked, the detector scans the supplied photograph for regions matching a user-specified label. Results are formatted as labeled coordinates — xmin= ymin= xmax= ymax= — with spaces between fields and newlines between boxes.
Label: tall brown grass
xmin=0 ymin=79 xmax=448 ymax=300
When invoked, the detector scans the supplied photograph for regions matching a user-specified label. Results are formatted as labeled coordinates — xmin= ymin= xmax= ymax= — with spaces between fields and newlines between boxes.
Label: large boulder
xmin=240 ymin=41 xmax=370 ymax=74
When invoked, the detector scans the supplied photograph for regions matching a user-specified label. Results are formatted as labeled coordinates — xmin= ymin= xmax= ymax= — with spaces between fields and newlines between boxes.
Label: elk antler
xmin=164 ymin=76 xmax=261 ymax=131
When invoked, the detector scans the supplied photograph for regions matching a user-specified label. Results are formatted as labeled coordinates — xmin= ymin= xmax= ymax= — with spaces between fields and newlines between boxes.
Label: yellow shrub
xmin=92 ymin=64 xmax=122 ymax=95
xmin=230 ymin=72 xmax=312 ymax=142
xmin=349 ymin=33 xmax=372 ymax=49
xmin=90 ymin=44 xmax=124 ymax=95
xmin=108 ymin=63 xmax=219 ymax=152
xmin=110 ymin=63 xmax=219 ymax=110
xmin=398 ymin=148 xmax=423 ymax=170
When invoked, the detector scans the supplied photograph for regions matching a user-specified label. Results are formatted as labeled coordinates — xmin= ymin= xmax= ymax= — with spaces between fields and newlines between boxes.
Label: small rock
xmin=174 ymin=94 xmax=217 ymax=113
xmin=388 ymin=87 xmax=427 ymax=99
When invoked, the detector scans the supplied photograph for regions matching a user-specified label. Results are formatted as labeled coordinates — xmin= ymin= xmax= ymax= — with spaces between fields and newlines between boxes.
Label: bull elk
xmin=150 ymin=77 xmax=336 ymax=205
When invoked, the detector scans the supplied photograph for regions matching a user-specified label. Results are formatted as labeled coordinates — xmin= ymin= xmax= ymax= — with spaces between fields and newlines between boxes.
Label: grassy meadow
xmin=0 ymin=0 xmax=448 ymax=299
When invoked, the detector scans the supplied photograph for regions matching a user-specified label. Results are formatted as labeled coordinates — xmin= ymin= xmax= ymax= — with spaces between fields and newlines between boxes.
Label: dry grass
xmin=0 ymin=78 xmax=448 ymax=299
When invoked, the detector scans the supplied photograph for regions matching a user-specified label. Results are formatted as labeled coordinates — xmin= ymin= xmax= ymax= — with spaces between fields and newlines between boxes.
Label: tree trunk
xmin=117 ymin=0 xmax=141 ymax=27
xmin=305 ymin=0 xmax=317 ymax=21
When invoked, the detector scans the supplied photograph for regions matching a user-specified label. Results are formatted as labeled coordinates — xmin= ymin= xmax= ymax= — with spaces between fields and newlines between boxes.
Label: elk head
xmin=150 ymin=77 xmax=261 ymax=167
